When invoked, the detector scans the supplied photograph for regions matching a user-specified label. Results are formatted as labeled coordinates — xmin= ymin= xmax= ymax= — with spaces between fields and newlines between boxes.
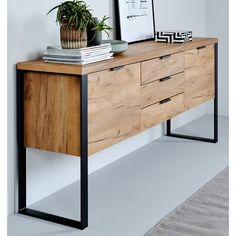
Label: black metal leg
xmin=17 ymin=71 xmax=88 ymax=230
xmin=17 ymin=70 xmax=27 ymax=211
xmin=214 ymin=43 xmax=219 ymax=143
xmin=80 ymin=75 xmax=88 ymax=229
xmin=166 ymin=43 xmax=218 ymax=143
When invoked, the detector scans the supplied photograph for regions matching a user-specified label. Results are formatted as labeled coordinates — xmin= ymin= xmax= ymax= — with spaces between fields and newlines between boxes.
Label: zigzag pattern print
xmin=155 ymin=31 xmax=193 ymax=43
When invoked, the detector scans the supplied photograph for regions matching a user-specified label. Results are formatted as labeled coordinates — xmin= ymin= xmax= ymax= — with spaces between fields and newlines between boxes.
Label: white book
xmin=43 ymin=48 xmax=112 ymax=59
xmin=82 ymin=53 xmax=113 ymax=63
xmin=47 ymin=43 xmax=111 ymax=51
xmin=43 ymin=53 xmax=114 ymax=63
xmin=46 ymin=44 xmax=112 ymax=56
xmin=44 ymin=56 xmax=113 ymax=65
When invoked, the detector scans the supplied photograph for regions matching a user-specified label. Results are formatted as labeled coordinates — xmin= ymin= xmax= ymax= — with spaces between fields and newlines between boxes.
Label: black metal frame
xmin=166 ymin=43 xmax=218 ymax=143
xmin=114 ymin=0 xmax=156 ymax=44
xmin=17 ymin=70 xmax=88 ymax=230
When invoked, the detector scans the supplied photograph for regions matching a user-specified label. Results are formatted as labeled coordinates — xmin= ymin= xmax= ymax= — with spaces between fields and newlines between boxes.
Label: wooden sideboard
xmin=16 ymin=37 xmax=218 ymax=229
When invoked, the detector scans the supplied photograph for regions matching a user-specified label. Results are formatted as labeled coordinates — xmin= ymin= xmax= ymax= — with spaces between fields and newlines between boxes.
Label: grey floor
xmin=8 ymin=115 xmax=229 ymax=236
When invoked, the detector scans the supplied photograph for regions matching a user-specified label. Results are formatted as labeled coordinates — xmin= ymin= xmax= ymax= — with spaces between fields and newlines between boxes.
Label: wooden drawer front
xmin=185 ymin=44 xmax=214 ymax=69
xmin=88 ymin=63 xmax=141 ymax=155
xmin=141 ymin=72 xmax=184 ymax=108
xmin=141 ymin=52 xmax=184 ymax=84
xmin=141 ymin=93 xmax=184 ymax=130
xmin=185 ymin=45 xmax=215 ymax=110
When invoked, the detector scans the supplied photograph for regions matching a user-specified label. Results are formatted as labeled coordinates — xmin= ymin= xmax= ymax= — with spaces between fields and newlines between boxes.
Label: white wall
xmin=8 ymin=0 xmax=209 ymax=215
xmin=206 ymin=0 xmax=229 ymax=116
xmin=156 ymin=0 xmax=206 ymax=37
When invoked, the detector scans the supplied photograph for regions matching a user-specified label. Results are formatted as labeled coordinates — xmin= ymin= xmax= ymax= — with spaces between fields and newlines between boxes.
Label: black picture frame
xmin=115 ymin=0 xmax=156 ymax=44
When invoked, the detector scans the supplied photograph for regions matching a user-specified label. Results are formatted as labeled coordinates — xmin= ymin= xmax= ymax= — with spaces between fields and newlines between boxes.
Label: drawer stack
xmin=141 ymin=52 xmax=185 ymax=130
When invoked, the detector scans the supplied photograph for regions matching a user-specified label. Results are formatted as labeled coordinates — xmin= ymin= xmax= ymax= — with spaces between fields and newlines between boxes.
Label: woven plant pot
xmin=60 ymin=25 xmax=87 ymax=49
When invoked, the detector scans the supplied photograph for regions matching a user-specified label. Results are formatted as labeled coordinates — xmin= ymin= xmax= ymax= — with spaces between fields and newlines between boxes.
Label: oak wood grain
xmin=88 ymin=63 xmax=141 ymax=154
xmin=185 ymin=45 xmax=215 ymax=69
xmin=17 ymin=38 xmax=218 ymax=75
xmin=24 ymin=72 xmax=81 ymax=156
xmin=141 ymin=52 xmax=184 ymax=84
xmin=141 ymin=72 xmax=184 ymax=108
xmin=141 ymin=93 xmax=185 ymax=130
xmin=185 ymin=45 xmax=215 ymax=109
xmin=20 ymin=38 xmax=217 ymax=156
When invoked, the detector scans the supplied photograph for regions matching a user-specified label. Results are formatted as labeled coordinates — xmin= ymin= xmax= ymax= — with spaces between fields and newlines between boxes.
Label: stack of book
xmin=42 ymin=44 xmax=113 ymax=65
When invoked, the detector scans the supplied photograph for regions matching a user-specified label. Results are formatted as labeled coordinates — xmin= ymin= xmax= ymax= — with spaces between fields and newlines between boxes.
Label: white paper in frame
xmin=115 ymin=0 xmax=155 ymax=43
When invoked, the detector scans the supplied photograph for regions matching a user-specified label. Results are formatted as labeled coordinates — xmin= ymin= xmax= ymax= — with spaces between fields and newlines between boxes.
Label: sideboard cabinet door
xmin=88 ymin=63 xmax=141 ymax=155
xmin=24 ymin=72 xmax=81 ymax=156
xmin=184 ymin=44 xmax=215 ymax=110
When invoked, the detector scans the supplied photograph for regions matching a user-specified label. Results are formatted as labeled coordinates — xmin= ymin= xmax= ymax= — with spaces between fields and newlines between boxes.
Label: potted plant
xmin=88 ymin=16 xmax=113 ymax=45
xmin=47 ymin=0 xmax=93 ymax=49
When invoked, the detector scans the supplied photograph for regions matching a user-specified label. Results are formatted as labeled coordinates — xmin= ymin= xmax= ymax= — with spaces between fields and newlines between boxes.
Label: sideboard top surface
xmin=17 ymin=37 xmax=218 ymax=75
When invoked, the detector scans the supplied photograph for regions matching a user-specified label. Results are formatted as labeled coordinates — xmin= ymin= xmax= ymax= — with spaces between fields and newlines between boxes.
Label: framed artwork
xmin=115 ymin=0 xmax=156 ymax=43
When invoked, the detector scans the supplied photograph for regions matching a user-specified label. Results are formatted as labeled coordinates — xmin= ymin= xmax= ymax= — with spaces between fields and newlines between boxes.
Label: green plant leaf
xmin=47 ymin=0 xmax=103 ymax=31
xmin=47 ymin=4 xmax=61 ymax=15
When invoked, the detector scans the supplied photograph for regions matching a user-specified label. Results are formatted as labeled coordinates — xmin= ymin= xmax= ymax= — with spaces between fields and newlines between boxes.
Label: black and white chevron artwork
xmin=155 ymin=31 xmax=193 ymax=43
